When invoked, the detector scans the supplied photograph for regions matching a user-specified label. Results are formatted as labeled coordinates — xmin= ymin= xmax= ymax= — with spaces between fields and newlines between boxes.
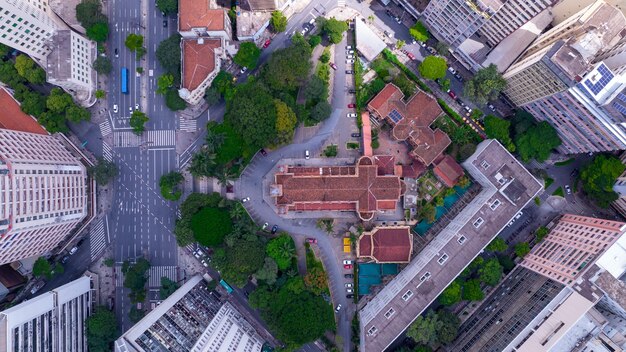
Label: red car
xmin=329 ymin=62 xmax=337 ymax=70
xmin=306 ymin=238 xmax=317 ymax=244
xmin=263 ymin=39 xmax=271 ymax=48
xmin=407 ymin=52 xmax=416 ymax=60
xmin=347 ymin=103 xmax=355 ymax=108
xmin=344 ymin=264 xmax=353 ymax=269
xmin=448 ymin=91 xmax=456 ymax=99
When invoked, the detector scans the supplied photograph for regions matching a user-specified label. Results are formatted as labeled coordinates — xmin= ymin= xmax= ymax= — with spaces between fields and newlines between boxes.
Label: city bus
xmin=219 ymin=279 xmax=233 ymax=294
xmin=121 ymin=67 xmax=129 ymax=94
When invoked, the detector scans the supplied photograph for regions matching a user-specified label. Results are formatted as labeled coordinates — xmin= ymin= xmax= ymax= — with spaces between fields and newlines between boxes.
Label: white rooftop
xmin=355 ymin=20 xmax=386 ymax=62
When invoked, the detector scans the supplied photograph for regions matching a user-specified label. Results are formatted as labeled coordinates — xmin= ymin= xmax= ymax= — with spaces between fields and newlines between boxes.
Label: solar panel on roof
xmin=584 ymin=64 xmax=614 ymax=96
xmin=613 ymin=101 xmax=626 ymax=116
xmin=389 ymin=109 xmax=403 ymax=123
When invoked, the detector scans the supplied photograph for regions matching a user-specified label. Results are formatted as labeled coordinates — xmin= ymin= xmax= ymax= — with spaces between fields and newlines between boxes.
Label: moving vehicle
xmin=240 ymin=67 xmax=248 ymax=74
xmin=306 ymin=238 xmax=317 ymax=244
xmin=121 ymin=67 xmax=129 ymax=94
xmin=163 ymin=20 xmax=167 ymax=27
xmin=305 ymin=150 xmax=310 ymax=159
xmin=113 ymin=104 xmax=118 ymax=113
xmin=335 ymin=304 xmax=342 ymax=313
xmin=135 ymin=103 xmax=139 ymax=110
xmin=271 ymin=225 xmax=278 ymax=234
xmin=343 ymin=260 xmax=353 ymax=265
xmin=343 ymin=264 xmax=353 ymax=269
xmin=329 ymin=62 xmax=337 ymax=70
xmin=114 ymin=48 xmax=118 ymax=57
xmin=219 ymin=279 xmax=234 ymax=294
xmin=565 ymin=185 xmax=572 ymax=194
xmin=347 ymin=113 xmax=357 ymax=118
xmin=242 ymin=197 xmax=250 ymax=202
xmin=129 ymin=106 xmax=133 ymax=112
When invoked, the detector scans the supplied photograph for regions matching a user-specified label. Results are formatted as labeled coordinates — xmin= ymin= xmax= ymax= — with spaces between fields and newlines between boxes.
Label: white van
xmin=305 ymin=150 xmax=310 ymax=159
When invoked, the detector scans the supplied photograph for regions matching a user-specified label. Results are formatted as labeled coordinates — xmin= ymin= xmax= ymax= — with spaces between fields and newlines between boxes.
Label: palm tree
xmin=205 ymin=130 xmax=225 ymax=153
xmin=229 ymin=204 xmax=246 ymax=221
xmin=188 ymin=149 xmax=215 ymax=177
xmin=278 ymin=240 xmax=296 ymax=260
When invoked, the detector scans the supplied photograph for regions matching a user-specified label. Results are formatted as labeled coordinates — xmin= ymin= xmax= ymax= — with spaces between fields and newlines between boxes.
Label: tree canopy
xmin=484 ymin=115 xmax=514 ymax=152
xmin=156 ymin=0 xmax=178 ymax=14
xmin=409 ymin=21 xmax=429 ymax=42
xmin=157 ymin=74 xmax=174 ymax=95
xmin=76 ymin=0 xmax=107 ymax=29
xmin=123 ymin=258 xmax=150 ymax=303
xmin=320 ymin=17 xmax=348 ymax=44
xmin=159 ymin=172 xmax=184 ymax=201
xmin=234 ymin=42 xmax=261 ymax=69
xmin=438 ymin=281 xmax=462 ymax=306
xmin=86 ymin=306 xmax=118 ymax=352
xmin=478 ymin=258 xmax=503 ymax=286
xmin=580 ymin=154 xmax=625 ymax=207
xmin=255 ymin=257 xmax=278 ymax=285
xmin=33 ymin=257 xmax=52 ymax=279
xmin=156 ymin=34 xmax=182 ymax=74
xmin=213 ymin=234 xmax=265 ymax=286
xmin=159 ymin=277 xmax=179 ymax=299
xmin=89 ymin=158 xmax=118 ymax=185
xmin=514 ymin=242 xmax=531 ymax=258
xmin=515 ymin=121 xmax=561 ymax=162
xmin=406 ymin=310 xmax=459 ymax=346
xmin=93 ymin=56 xmax=113 ymax=74
xmin=46 ymin=88 xmax=73 ymax=113
xmin=463 ymin=64 xmax=506 ymax=104
xmin=262 ymin=40 xmax=312 ymax=92
xmin=86 ymin=22 xmax=109 ymax=42
xmin=266 ymin=234 xmax=296 ymax=270
xmin=125 ymin=34 xmax=144 ymax=51
xmin=129 ymin=110 xmax=149 ymax=135
xmin=485 ymin=237 xmax=507 ymax=253
xmin=190 ymin=207 xmax=232 ymax=246
xmin=418 ymin=56 xmax=447 ymax=80
xmin=165 ymin=89 xmax=186 ymax=111
xmin=225 ymin=81 xmax=277 ymax=148
xmin=14 ymin=55 xmax=46 ymax=84
xmin=462 ymin=279 xmax=484 ymax=301
xmin=270 ymin=10 xmax=288 ymax=32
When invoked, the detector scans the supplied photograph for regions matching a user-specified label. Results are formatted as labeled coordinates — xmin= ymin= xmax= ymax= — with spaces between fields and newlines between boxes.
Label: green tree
xmin=463 ymin=64 xmax=507 ymax=104
xmin=304 ymin=75 xmax=328 ymax=103
xmin=255 ymin=257 xmax=279 ymax=285
xmin=89 ymin=158 xmax=118 ymax=185
xmin=0 ymin=60 xmax=25 ymax=87
xmin=95 ymin=90 xmax=106 ymax=99
xmin=462 ymin=279 xmax=484 ymax=301
xmin=310 ymin=101 xmax=332 ymax=122
xmin=478 ymin=258 xmax=503 ymax=286
xmin=435 ymin=42 xmax=449 ymax=55
xmin=515 ymin=121 xmax=561 ymax=162
xmin=319 ymin=47 xmax=331 ymax=63
xmin=87 ymin=22 xmax=109 ymax=42
xmin=159 ymin=171 xmax=184 ymax=201
xmin=262 ymin=40 xmax=312 ymax=92
xmin=225 ymin=81 xmax=277 ymax=147
xmin=159 ymin=277 xmax=179 ymax=299
xmin=204 ymin=87 xmax=221 ymax=106
xmin=0 ymin=43 xmax=11 ymax=57
xmin=129 ymin=306 xmax=145 ymax=323
xmin=123 ymin=258 xmax=150 ymax=303
xmin=439 ymin=281 xmax=462 ymax=306
xmin=396 ymin=40 xmax=406 ymax=49
xmin=275 ymin=99 xmax=297 ymax=144
xmin=46 ymin=88 xmax=73 ymax=113
xmin=437 ymin=309 xmax=460 ymax=344
xmin=213 ymin=236 xmax=265 ymax=286
xmin=190 ymin=207 xmax=232 ymax=246
xmin=418 ymin=56 xmax=447 ymax=80
xmin=86 ymin=306 xmax=118 ymax=352
xmin=484 ymin=115 xmax=515 ymax=152
xmin=210 ymin=70 xmax=235 ymax=100
xmin=234 ymin=42 xmax=261 ymax=69
xmin=266 ymin=234 xmax=296 ymax=270
xmin=19 ymin=90 xmax=47 ymax=117
xmin=188 ymin=148 xmax=216 ymax=177
xmin=439 ymin=78 xmax=451 ymax=92
xmin=409 ymin=21 xmax=429 ymax=42
xmin=157 ymin=74 xmax=174 ymax=95
xmin=321 ymin=17 xmax=348 ymax=44
xmin=514 ymin=242 xmax=531 ymax=258
xmin=33 ymin=257 xmax=52 ymax=279
xmin=580 ymin=155 xmax=625 ymax=207
xmin=92 ymin=56 xmax=113 ymax=74
xmin=536 ymin=226 xmax=549 ymax=242
xmin=14 ymin=55 xmax=46 ymax=84
xmin=485 ymin=237 xmax=507 ymax=253
xmin=303 ymin=266 xmax=327 ymax=295
xmin=417 ymin=203 xmax=436 ymax=223
xmin=165 ymin=89 xmax=187 ymax=111
xmin=270 ymin=10 xmax=288 ymax=32
xmin=156 ymin=34 xmax=182 ymax=74
xmin=129 ymin=110 xmax=149 ymax=135
xmin=406 ymin=310 xmax=440 ymax=345
xmin=76 ymin=0 xmax=107 ymax=29
xmin=498 ymin=255 xmax=515 ymax=273
xmin=66 ymin=105 xmax=91 ymax=123
xmin=38 ymin=111 xmax=68 ymax=133
xmin=125 ymin=33 xmax=144 ymax=51
xmin=308 ymin=35 xmax=321 ymax=48
xmin=156 ymin=0 xmax=178 ymax=14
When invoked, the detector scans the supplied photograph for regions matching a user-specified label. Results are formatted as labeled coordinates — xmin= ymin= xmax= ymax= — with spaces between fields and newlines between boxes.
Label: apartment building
xmin=0 ymin=0 xmax=96 ymax=102
xmin=0 ymin=88 xmax=88 ymax=265
xmin=115 ymin=276 xmax=265 ymax=352
xmin=0 ymin=276 xmax=93 ymax=352
xmin=359 ymin=140 xmax=543 ymax=352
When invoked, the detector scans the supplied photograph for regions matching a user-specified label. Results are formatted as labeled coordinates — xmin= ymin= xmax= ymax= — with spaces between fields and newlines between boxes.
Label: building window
xmin=402 ymin=290 xmax=413 ymax=301
xmin=458 ymin=235 xmax=466 ymax=245
xmin=438 ymin=253 xmax=449 ymax=265
xmin=481 ymin=160 xmax=490 ymax=169
xmin=368 ymin=326 xmax=378 ymax=336
xmin=473 ymin=217 xmax=484 ymax=228
xmin=420 ymin=272 xmax=431 ymax=282
xmin=385 ymin=308 xmax=395 ymax=319
xmin=490 ymin=199 xmax=501 ymax=210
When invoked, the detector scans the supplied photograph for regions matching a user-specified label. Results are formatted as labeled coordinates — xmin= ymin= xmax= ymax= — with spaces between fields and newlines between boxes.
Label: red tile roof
xmin=433 ymin=155 xmax=464 ymax=187
xmin=273 ymin=156 xmax=404 ymax=220
xmin=362 ymin=111 xmax=373 ymax=157
xmin=367 ymin=84 xmax=450 ymax=166
xmin=357 ymin=227 xmax=413 ymax=263
xmin=179 ymin=0 xmax=226 ymax=32
xmin=182 ymin=38 xmax=221 ymax=91
xmin=0 ymin=87 xmax=47 ymax=135
xmin=399 ymin=162 xmax=426 ymax=178
xmin=375 ymin=155 xmax=395 ymax=176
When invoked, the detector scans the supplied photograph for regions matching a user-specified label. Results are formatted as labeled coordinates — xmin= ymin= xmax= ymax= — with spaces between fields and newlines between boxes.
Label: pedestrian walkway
xmin=99 ymin=120 xmax=112 ymax=137
xmin=338 ymin=0 xmax=346 ymax=6
xmin=90 ymin=216 xmax=109 ymax=261
xmin=370 ymin=114 xmax=380 ymax=128
xmin=178 ymin=116 xmax=197 ymax=133
xmin=113 ymin=130 xmax=176 ymax=148
xmin=102 ymin=142 xmax=113 ymax=162
xmin=113 ymin=131 xmax=142 ymax=147
xmin=114 ymin=266 xmax=124 ymax=286
xmin=148 ymin=266 xmax=177 ymax=287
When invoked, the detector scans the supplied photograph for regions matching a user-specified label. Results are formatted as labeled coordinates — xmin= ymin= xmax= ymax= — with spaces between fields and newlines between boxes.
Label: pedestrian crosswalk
xmin=113 ymin=130 xmax=176 ymax=148
xmin=102 ymin=142 xmax=113 ymax=162
xmin=370 ymin=115 xmax=381 ymax=128
xmin=99 ymin=120 xmax=112 ymax=137
xmin=338 ymin=0 xmax=346 ymax=6
xmin=90 ymin=217 xmax=108 ymax=261
xmin=148 ymin=266 xmax=178 ymax=287
xmin=179 ymin=117 xmax=197 ymax=132
xmin=114 ymin=266 xmax=124 ymax=286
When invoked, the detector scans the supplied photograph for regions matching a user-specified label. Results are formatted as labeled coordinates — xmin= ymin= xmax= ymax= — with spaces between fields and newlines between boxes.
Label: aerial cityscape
xmin=1 ymin=0 xmax=626 ymax=351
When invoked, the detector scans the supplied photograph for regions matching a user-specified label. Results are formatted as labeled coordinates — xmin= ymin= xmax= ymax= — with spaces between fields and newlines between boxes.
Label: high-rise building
xmin=115 ymin=276 xmax=266 ymax=352
xmin=502 ymin=0 xmax=626 ymax=153
xmin=358 ymin=140 xmax=543 ymax=352
xmin=0 ymin=275 xmax=93 ymax=352
xmin=0 ymin=0 xmax=96 ymax=102
xmin=0 ymin=87 xmax=88 ymax=265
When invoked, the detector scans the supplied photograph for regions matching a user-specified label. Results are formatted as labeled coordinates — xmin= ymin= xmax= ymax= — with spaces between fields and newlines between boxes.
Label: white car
xmin=113 ymin=104 xmax=118 ymax=113
xmin=347 ymin=50 xmax=355 ymax=54
xmin=346 ymin=55 xmax=354 ymax=59
xmin=347 ymin=113 xmax=357 ymax=118
xmin=345 ymin=283 xmax=353 ymax=288
xmin=240 ymin=66 xmax=248 ymax=74
xmin=69 ymin=246 xmax=78 ymax=255
xmin=262 ymin=222 xmax=269 ymax=230
xmin=129 ymin=106 xmax=133 ymax=112
xmin=346 ymin=288 xmax=353 ymax=293
xmin=343 ymin=260 xmax=353 ymax=265
xmin=300 ymin=28 xmax=308 ymax=35
xmin=305 ymin=150 xmax=310 ymax=159
xmin=335 ymin=304 xmax=342 ymax=313
xmin=242 ymin=197 xmax=250 ymax=203
xmin=135 ymin=103 xmax=139 ymax=110
xmin=346 ymin=45 xmax=353 ymax=50
xmin=565 ymin=185 xmax=572 ymax=194
xmin=346 ymin=59 xmax=355 ymax=64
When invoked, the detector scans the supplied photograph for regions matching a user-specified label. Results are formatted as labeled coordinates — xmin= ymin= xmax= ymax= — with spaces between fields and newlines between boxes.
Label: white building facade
xmin=0 ymin=128 xmax=88 ymax=265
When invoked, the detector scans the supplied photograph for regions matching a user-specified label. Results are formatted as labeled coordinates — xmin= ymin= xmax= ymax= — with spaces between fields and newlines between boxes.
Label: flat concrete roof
xmin=355 ymin=20 xmax=386 ymax=62
xmin=359 ymin=140 xmax=543 ymax=352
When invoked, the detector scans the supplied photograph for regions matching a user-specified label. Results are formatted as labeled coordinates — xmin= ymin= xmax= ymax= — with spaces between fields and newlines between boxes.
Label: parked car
xmin=135 ymin=103 xmax=139 ymax=110
xmin=448 ymin=91 xmax=456 ymax=99
xmin=300 ymin=27 xmax=308 ymax=35
xmin=260 ymin=148 xmax=267 ymax=156
xmin=263 ymin=39 xmax=271 ymax=48
xmin=69 ymin=246 xmax=78 ymax=255
xmin=113 ymin=104 xmax=118 ymax=113
xmin=343 ymin=260 xmax=353 ymax=265
xmin=306 ymin=238 xmax=317 ymax=244
xmin=30 ymin=281 xmax=45 ymax=295
xmin=346 ymin=45 xmax=353 ymax=50
xmin=61 ymin=255 xmax=69 ymax=264
xmin=114 ymin=48 xmax=119 ymax=57
xmin=262 ymin=222 xmax=269 ymax=231
xmin=348 ymin=103 xmax=355 ymax=108
xmin=347 ymin=113 xmax=357 ymax=118
xmin=348 ymin=89 xmax=356 ymax=94
xmin=565 ymin=185 xmax=572 ymax=194
xmin=129 ymin=106 xmax=133 ymax=112
xmin=343 ymin=264 xmax=353 ymax=269
xmin=201 ymin=260 xmax=208 ymax=267
xmin=346 ymin=288 xmax=354 ymax=293
xmin=163 ymin=20 xmax=168 ymax=27
xmin=240 ymin=66 xmax=248 ymax=74
xmin=344 ymin=274 xmax=354 ymax=278
xmin=448 ymin=67 xmax=457 ymax=75
xmin=242 ymin=197 xmax=250 ymax=203
xmin=271 ymin=225 xmax=278 ymax=234
xmin=346 ymin=70 xmax=353 ymax=74
xmin=346 ymin=294 xmax=354 ymax=298
xmin=335 ymin=304 xmax=342 ymax=313
xmin=329 ymin=62 xmax=337 ymax=70
xmin=345 ymin=283 xmax=353 ymax=288
xmin=351 ymin=132 xmax=361 ymax=138
xmin=488 ymin=104 xmax=496 ymax=111
xmin=346 ymin=59 xmax=355 ymax=64
xmin=407 ymin=52 xmax=416 ymax=60
xmin=347 ymin=49 xmax=355 ymax=54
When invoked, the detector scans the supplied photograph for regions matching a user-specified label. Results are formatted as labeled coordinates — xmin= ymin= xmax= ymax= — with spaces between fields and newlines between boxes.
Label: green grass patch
xmin=552 ymin=187 xmax=564 ymax=197
xmin=555 ymin=158 xmax=575 ymax=166
xmin=544 ymin=177 xmax=554 ymax=189
xmin=534 ymin=197 xmax=541 ymax=206
xmin=305 ymin=243 xmax=324 ymax=271
xmin=323 ymin=144 xmax=338 ymax=157
xmin=381 ymin=49 xmax=431 ymax=93
xmin=190 ymin=207 xmax=233 ymax=246
xmin=346 ymin=142 xmax=359 ymax=149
